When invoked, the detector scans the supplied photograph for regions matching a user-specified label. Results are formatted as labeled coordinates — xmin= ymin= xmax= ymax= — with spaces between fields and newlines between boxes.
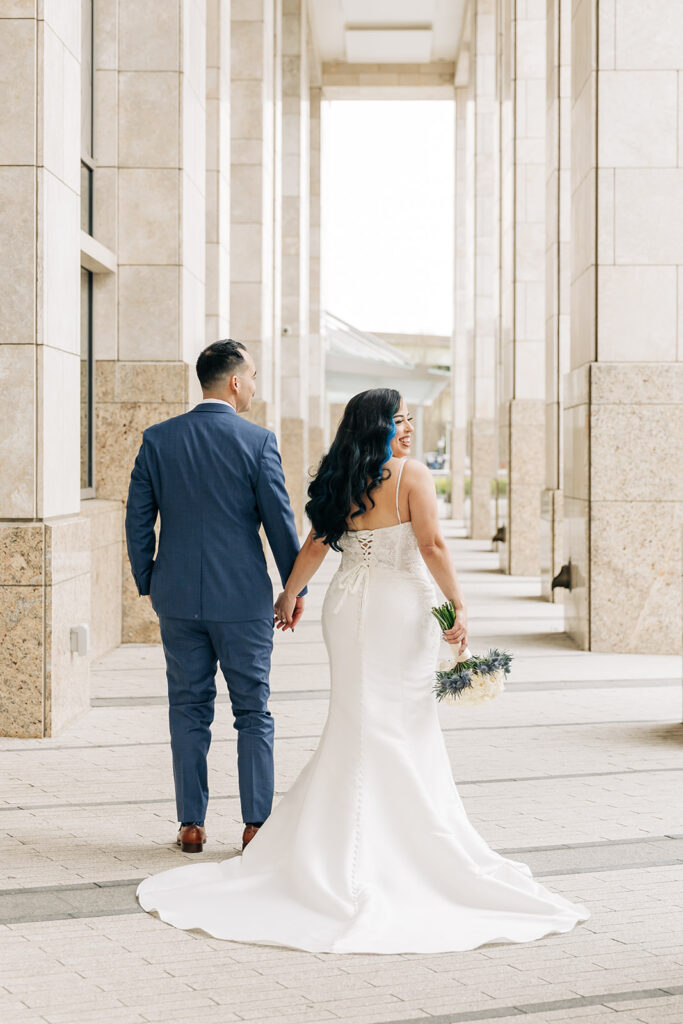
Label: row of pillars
xmin=449 ymin=0 xmax=682 ymax=654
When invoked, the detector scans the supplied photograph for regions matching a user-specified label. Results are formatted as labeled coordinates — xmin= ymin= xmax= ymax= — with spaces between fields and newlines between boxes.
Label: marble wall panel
xmin=591 ymin=500 xmax=682 ymax=653
xmin=0 ymin=344 xmax=36 ymax=518
xmin=92 ymin=165 xmax=118 ymax=254
xmin=92 ymin=270 xmax=117 ymax=362
xmin=281 ymin=415 xmax=306 ymax=532
xmin=95 ymin=398 xmax=186 ymax=502
xmin=38 ymin=345 xmax=80 ymax=518
xmin=230 ymin=282 xmax=263 ymax=340
xmin=41 ymin=18 xmax=80 ymax=194
xmin=118 ymin=72 xmax=180 ymax=168
xmin=43 ymin=0 xmax=80 ymax=57
xmin=597 ymin=168 xmax=614 ymax=265
xmin=182 ymin=81 xmax=207 ymax=197
xmin=615 ymin=170 xmax=683 ymax=265
xmin=615 ymin=0 xmax=683 ymax=71
xmin=81 ymin=499 xmax=123 ymax=659
xmin=540 ymin=487 xmax=565 ymax=602
xmin=562 ymin=494 xmax=588 ymax=648
xmin=590 ymin=361 xmax=683 ymax=404
xmin=0 ymin=17 xmax=36 ymax=164
xmin=570 ymin=72 xmax=595 ymax=196
xmin=569 ymin=266 xmax=595 ymax=369
xmin=40 ymin=170 xmax=81 ymax=356
xmin=0 ymin=167 xmax=36 ymax=346
xmin=308 ymin=424 xmax=324 ymax=479
xmin=232 ymin=19 xmax=264 ymax=79
xmin=231 ymin=223 xmax=263 ymax=282
xmin=507 ymin=400 xmax=545 ymax=575
xmin=231 ymin=80 xmax=264 ymax=140
xmin=591 ymin=403 xmax=682 ymax=503
xmin=470 ymin=417 xmax=496 ymax=539
xmin=562 ymin=401 xmax=589 ymax=501
xmin=97 ymin=360 xmax=189 ymax=405
xmin=570 ymin=0 xmax=594 ymax=103
xmin=118 ymin=266 xmax=180 ymax=361
xmin=118 ymin=0 xmax=180 ymax=72
xmin=598 ymin=71 xmax=677 ymax=168
xmin=0 ymin=585 xmax=44 ymax=737
xmin=122 ymin=558 xmax=160 ymax=644
xmin=117 ymin=169 xmax=180 ymax=265
xmin=570 ymin=168 xmax=595 ymax=285
xmin=94 ymin=0 xmax=118 ymax=70
xmin=0 ymin=524 xmax=44 ymax=587
xmin=45 ymin=513 xmax=89 ymax=586
xmin=597 ymin=266 xmax=677 ymax=362
xmin=45 ymin=572 xmax=90 ymax=736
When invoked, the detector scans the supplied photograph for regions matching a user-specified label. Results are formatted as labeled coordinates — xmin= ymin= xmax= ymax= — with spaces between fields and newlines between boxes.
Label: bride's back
xmin=345 ymin=457 xmax=411 ymax=532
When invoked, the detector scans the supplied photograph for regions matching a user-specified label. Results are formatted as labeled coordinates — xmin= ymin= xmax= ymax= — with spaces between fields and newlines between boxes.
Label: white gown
xmin=137 ymin=476 xmax=590 ymax=952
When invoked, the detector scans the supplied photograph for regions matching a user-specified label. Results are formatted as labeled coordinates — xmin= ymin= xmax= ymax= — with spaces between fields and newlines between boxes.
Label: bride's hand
xmin=274 ymin=590 xmax=296 ymax=631
xmin=442 ymin=606 xmax=468 ymax=654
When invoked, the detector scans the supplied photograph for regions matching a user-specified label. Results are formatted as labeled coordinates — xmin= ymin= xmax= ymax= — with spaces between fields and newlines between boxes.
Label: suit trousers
xmin=158 ymin=616 xmax=275 ymax=827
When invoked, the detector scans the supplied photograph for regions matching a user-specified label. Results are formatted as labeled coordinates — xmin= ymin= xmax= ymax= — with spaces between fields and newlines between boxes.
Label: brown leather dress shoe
xmin=242 ymin=824 xmax=260 ymax=850
xmin=176 ymin=824 xmax=206 ymax=853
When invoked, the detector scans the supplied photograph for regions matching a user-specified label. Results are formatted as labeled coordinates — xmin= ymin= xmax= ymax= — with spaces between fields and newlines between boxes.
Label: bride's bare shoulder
xmin=400 ymin=458 xmax=433 ymax=487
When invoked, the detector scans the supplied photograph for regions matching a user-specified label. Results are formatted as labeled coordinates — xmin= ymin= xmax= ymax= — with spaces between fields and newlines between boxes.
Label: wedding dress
xmin=137 ymin=462 xmax=590 ymax=952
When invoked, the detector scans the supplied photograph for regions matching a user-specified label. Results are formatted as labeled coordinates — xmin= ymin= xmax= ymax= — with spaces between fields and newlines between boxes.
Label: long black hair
xmin=306 ymin=388 xmax=401 ymax=551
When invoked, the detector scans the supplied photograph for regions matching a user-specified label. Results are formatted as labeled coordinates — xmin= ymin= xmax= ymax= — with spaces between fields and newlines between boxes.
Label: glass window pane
xmin=80 ymin=268 xmax=93 ymax=491
xmin=80 ymin=162 xmax=92 ymax=233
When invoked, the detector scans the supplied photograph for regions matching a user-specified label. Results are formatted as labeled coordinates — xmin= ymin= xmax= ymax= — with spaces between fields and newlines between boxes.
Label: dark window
xmin=81 ymin=0 xmax=94 ymax=234
xmin=80 ymin=268 xmax=94 ymax=491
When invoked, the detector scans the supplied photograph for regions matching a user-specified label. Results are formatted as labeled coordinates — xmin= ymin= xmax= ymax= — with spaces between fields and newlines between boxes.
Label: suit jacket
xmin=125 ymin=402 xmax=306 ymax=622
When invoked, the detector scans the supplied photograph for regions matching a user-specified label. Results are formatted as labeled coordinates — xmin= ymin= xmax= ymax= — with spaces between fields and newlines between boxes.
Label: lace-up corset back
xmin=339 ymin=520 xmax=425 ymax=576
xmin=338 ymin=459 xmax=426 ymax=578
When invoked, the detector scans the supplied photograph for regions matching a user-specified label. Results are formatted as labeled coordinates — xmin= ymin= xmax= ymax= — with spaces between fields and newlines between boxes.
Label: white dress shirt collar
xmin=200 ymin=398 xmax=236 ymax=412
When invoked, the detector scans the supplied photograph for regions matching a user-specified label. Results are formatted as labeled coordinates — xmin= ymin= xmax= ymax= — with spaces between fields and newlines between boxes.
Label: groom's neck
xmin=202 ymin=391 xmax=238 ymax=412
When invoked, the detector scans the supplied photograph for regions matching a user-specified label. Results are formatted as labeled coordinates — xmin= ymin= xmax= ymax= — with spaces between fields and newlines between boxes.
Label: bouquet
xmin=431 ymin=599 xmax=512 ymax=705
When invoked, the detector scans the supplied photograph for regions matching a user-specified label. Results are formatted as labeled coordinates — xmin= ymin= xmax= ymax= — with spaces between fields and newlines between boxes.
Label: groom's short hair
xmin=196 ymin=339 xmax=247 ymax=390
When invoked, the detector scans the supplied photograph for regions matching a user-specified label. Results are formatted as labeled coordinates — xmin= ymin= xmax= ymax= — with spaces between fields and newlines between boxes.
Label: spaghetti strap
xmin=395 ymin=458 xmax=407 ymax=525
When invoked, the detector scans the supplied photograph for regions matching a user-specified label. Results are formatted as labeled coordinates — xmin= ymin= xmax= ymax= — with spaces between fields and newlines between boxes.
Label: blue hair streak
xmin=381 ymin=421 xmax=397 ymax=469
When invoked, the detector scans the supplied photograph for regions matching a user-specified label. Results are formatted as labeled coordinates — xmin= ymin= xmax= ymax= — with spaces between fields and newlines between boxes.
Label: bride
xmin=137 ymin=388 xmax=590 ymax=953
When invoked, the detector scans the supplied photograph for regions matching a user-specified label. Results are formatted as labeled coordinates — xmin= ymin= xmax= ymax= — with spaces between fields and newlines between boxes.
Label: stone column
xmin=96 ymin=0 xmax=207 ymax=644
xmin=541 ymin=0 xmax=571 ymax=599
xmin=451 ymin=77 xmax=473 ymax=522
xmin=0 ymin=6 xmax=90 ymax=736
xmin=496 ymin=0 xmax=546 ymax=575
xmin=469 ymin=0 xmax=498 ymax=540
xmin=565 ymin=0 xmax=683 ymax=652
xmin=230 ymin=0 xmax=278 ymax=431
xmin=308 ymin=81 xmax=326 ymax=479
xmin=278 ymin=0 xmax=310 ymax=533
xmin=206 ymin=0 xmax=230 ymax=342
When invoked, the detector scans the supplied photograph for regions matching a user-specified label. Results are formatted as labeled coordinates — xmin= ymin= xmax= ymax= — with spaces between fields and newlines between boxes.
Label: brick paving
xmin=1 ymin=527 xmax=682 ymax=1024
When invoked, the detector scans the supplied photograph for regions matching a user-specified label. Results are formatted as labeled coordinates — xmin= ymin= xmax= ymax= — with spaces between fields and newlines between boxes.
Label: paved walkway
xmin=2 ymin=525 xmax=683 ymax=1024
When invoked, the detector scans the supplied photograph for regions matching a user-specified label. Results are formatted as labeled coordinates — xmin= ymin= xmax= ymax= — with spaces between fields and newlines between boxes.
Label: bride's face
xmin=389 ymin=400 xmax=414 ymax=457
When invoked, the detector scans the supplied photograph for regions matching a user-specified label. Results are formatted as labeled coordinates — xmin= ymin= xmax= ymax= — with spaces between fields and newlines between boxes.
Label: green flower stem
xmin=431 ymin=599 xmax=458 ymax=632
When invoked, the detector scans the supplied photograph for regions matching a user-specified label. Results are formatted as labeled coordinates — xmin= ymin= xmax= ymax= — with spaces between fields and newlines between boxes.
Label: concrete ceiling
xmin=308 ymin=0 xmax=468 ymax=64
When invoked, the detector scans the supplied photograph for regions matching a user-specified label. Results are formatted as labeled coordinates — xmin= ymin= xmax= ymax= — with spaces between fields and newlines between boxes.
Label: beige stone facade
xmin=451 ymin=0 xmax=682 ymax=652
xmin=0 ymin=0 xmax=681 ymax=736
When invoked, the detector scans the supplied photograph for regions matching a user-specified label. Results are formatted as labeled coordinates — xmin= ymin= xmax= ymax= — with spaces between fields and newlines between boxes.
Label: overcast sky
xmin=321 ymin=100 xmax=454 ymax=337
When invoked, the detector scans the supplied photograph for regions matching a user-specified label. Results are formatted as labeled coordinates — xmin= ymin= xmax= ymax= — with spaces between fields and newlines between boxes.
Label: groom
xmin=125 ymin=340 xmax=306 ymax=853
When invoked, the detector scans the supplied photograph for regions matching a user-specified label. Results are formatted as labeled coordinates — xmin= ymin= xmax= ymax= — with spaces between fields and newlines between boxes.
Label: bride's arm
xmin=407 ymin=461 xmax=468 ymax=649
xmin=274 ymin=528 xmax=329 ymax=629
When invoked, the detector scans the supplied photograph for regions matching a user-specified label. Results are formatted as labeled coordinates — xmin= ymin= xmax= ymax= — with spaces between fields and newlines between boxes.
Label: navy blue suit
xmin=125 ymin=401 xmax=305 ymax=826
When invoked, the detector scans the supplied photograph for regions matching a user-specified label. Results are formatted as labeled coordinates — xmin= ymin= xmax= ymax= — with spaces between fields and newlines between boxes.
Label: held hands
xmin=442 ymin=606 xmax=468 ymax=656
xmin=274 ymin=591 xmax=305 ymax=632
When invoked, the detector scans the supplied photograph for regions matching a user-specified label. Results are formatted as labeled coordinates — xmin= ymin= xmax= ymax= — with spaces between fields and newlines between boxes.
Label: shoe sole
xmin=176 ymin=839 xmax=205 ymax=853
